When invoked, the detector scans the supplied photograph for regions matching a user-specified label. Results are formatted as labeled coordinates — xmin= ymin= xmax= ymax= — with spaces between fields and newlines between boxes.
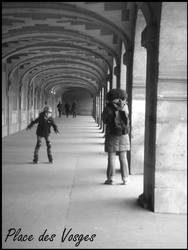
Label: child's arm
xmin=26 ymin=117 xmax=39 ymax=130
xmin=53 ymin=124 xmax=59 ymax=134
xmin=50 ymin=119 xmax=59 ymax=134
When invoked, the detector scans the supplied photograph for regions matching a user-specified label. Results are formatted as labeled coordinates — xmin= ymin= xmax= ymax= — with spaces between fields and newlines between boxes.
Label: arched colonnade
xmin=2 ymin=2 xmax=187 ymax=214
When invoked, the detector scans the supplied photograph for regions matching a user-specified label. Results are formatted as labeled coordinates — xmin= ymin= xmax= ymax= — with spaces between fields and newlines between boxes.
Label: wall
xmin=155 ymin=2 xmax=187 ymax=213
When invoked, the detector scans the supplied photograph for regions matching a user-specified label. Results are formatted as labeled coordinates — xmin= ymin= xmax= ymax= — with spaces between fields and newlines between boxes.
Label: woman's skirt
xmin=105 ymin=134 xmax=130 ymax=153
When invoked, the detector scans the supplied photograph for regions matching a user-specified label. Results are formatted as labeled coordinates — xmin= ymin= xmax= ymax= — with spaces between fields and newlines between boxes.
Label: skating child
xmin=26 ymin=106 xmax=59 ymax=164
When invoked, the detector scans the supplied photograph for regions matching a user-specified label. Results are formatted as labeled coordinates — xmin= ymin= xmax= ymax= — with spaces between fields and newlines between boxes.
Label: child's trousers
xmin=33 ymin=136 xmax=53 ymax=162
xmin=106 ymin=151 xmax=129 ymax=181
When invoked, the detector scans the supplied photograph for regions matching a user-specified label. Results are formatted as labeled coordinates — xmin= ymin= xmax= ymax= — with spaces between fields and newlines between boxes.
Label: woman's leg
xmin=119 ymin=151 xmax=129 ymax=183
xmin=105 ymin=152 xmax=116 ymax=183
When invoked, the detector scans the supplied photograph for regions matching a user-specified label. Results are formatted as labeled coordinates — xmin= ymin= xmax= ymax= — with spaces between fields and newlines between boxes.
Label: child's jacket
xmin=27 ymin=111 xmax=59 ymax=137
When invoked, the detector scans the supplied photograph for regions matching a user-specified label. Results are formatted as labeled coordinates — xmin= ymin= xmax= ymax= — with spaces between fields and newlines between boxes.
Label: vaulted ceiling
xmin=2 ymin=2 xmax=137 ymax=97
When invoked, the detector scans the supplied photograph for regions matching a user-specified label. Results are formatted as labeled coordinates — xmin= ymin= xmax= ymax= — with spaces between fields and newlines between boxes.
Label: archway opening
xmin=62 ymin=88 xmax=93 ymax=116
xmin=131 ymin=10 xmax=147 ymax=180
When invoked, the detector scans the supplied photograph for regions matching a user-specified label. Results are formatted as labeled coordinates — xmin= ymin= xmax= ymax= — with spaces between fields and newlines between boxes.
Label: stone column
xmin=98 ymin=92 xmax=101 ymax=127
xmin=12 ymin=68 xmax=19 ymax=133
xmin=101 ymin=87 xmax=106 ymax=131
xmin=102 ymin=86 xmax=106 ymax=133
xmin=18 ymin=86 xmax=22 ymax=131
xmin=92 ymin=96 xmax=96 ymax=120
xmin=99 ymin=90 xmax=102 ymax=128
xmin=96 ymin=95 xmax=99 ymax=123
xmin=96 ymin=94 xmax=100 ymax=126
xmin=123 ymin=49 xmax=133 ymax=123
xmin=114 ymin=64 xmax=120 ymax=89
xmin=112 ymin=59 xmax=118 ymax=89
xmin=99 ymin=89 xmax=102 ymax=129
xmin=27 ymin=83 xmax=30 ymax=124
xmin=31 ymin=81 xmax=35 ymax=120
xmin=52 ymin=94 xmax=56 ymax=117
xmin=154 ymin=2 xmax=187 ymax=213
xmin=17 ymin=68 xmax=23 ymax=132
xmin=106 ymin=74 xmax=112 ymax=90
xmin=120 ymin=44 xmax=127 ymax=91
xmin=7 ymin=77 xmax=13 ymax=135
xmin=27 ymin=81 xmax=34 ymax=123
xmin=123 ymin=49 xmax=134 ymax=170
xmin=7 ymin=68 xmax=19 ymax=135
xmin=7 ymin=89 xmax=11 ymax=135
xmin=2 ymin=62 xmax=8 ymax=136
xmin=138 ymin=24 xmax=159 ymax=211
xmin=102 ymin=83 xmax=108 ymax=134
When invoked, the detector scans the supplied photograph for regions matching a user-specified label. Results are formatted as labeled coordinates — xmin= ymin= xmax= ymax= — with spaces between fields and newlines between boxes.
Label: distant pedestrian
xmin=64 ymin=103 xmax=70 ymax=118
xmin=57 ymin=101 xmax=63 ymax=117
xmin=26 ymin=106 xmax=59 ymax=164
xmin=102 ymin=88 xmax=130 ymax=185
xmin=71 ymin=101 xmax=77 ymax=118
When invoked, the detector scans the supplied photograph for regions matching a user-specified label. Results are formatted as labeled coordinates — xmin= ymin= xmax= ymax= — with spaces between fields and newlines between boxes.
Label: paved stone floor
xmin=2 ymin=116 xmax=187 ymax=249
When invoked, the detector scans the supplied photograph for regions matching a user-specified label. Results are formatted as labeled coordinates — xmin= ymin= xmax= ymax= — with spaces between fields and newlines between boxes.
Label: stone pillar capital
xmin=141 ymin=24 xmax=157 ymax=49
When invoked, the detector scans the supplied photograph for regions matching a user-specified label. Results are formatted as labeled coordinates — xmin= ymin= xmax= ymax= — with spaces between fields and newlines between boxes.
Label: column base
xmin=137 ymin=193 xmax=153 ymax=211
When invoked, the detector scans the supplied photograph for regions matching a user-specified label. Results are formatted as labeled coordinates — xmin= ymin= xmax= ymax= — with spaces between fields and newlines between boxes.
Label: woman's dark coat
xmin=102 ymin=103 xmax=129 ymax=136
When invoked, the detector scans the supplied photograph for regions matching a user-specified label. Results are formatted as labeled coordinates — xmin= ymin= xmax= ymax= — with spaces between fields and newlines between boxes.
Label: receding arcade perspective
xmin=2 ymin=2 xmax=187 ymax=249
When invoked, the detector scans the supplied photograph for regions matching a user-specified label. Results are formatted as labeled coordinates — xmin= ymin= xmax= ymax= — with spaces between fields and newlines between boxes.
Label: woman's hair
xmin=106 ymin=88 xmax=127 ymax=102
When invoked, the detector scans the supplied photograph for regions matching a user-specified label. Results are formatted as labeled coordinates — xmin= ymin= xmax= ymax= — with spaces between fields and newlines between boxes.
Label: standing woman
xmin=102 ymin=88 xmax=130 ymax=185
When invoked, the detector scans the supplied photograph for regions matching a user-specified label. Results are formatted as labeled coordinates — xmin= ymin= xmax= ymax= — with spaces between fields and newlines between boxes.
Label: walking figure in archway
xmin=57 ymin=101 xmax=63 ymax=118
xmin=71 ymin=101 xmax=77 ymax=118
xmin=64 ymin=103 xmax=70 ymax=118
xmin=102 ymin=88 xmax=130 ymax=185
xmin=26 ymin=106 xmax=59 ymax=164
